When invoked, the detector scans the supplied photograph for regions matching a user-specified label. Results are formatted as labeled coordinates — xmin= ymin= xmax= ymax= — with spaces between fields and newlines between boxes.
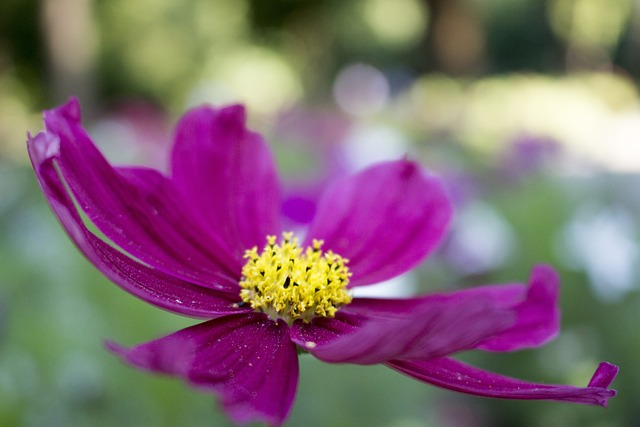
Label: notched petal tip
xmin=397 ymin=158 xmax=419 ymax=178
xmin=44 ymin=97 xmax=82 ymax=128
xmin=59 ymin=97 xmax=82 ymax=122
xmin=218 ymin=103 xmax=247 ymax=123
xmin=586 ymin=362 xmax=619 ymax=407
xmin=588 ymin=362 xmax=619 ymax=389
xmin=529 ymin=264 xmax=560 ymax=302
xmin=181 ymin=103 xmax=247 ymax=130
xmin=473 ymin=264 xmax=560 ymax=352
xmin=27 ymin=132 xmax=60 ymax=165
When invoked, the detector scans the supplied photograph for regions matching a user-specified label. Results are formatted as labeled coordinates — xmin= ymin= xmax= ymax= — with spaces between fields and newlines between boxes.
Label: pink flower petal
xmin=295 ymin=295 xmax=513 ymax=364
xmin=39 ymin=98 xmax=241 ymax=286
xmin=170 ymin=105 xmax=282 ymax=260
xmin=289 ymin=312 xmax=364 ymax=351
xmin=292 ymin=266 xmax=559 ymax=362
xmin=387 ymin=357 xmax=618 ymax=406
xmin=475 ymin=265 xmax=560 ymax=351
xmin=28 ymin=130 xmax=242 ymax=318
xmin=304 ymin=160 xmax=452 ymax=287
xmin=107 ymin=313 xmax=298 ymax=426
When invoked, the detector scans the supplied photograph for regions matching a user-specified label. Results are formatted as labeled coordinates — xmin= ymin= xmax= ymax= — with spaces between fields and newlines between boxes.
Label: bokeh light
xmin=549 ymin=0 xmax=632 ymax=50
xmin=363 ymin=0 xmax=428 ymax=48
xmin=333 ymin=63 xmax=390 ymax=117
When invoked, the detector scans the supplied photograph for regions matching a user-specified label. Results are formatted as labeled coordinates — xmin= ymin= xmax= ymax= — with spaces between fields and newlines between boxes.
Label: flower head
xmin=239 ymin=233 xmax=352 ymax=323
xmin=27 ymin=98 xmax=618 ymax=426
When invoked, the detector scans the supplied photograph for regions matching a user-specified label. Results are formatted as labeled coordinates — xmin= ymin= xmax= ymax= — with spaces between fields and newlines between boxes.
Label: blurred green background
xmin=1 ymin=0 xmax=639 ymax=425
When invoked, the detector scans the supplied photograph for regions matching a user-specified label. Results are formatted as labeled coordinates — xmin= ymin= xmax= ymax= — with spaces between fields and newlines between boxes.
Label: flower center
xmin=239 ymin=232 xmax=352 ymax=324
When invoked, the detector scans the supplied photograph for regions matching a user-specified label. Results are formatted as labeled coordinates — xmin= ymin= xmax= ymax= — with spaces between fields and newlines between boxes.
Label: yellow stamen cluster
xmin=239 ymin=232 xmax=352 ymax=324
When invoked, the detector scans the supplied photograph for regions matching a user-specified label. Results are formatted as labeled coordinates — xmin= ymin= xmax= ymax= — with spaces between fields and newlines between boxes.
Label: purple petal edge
xmin=40 ymin=98 xmax=241 ymax=287
xmin=107 ymin=314 xmax=299 ymax=426
xmin=297 ymin=265 xmax=561 ymax=363
xmin=170 ymin=105 xmax=282 ymax=260
xmin=588 ymin=362 xmax=619 ymax=388
xmin=475 ymin=264 xmax=560 ymax=352
xmin=296 ymin=293 xmax=514 ymax=364
xmin=27 ymin=129 xmax=242 ymax=318
xmin=305 ymin=160 xmax=453 ymax=287
xmin=387 ymin=357 xmax=618 ymax=407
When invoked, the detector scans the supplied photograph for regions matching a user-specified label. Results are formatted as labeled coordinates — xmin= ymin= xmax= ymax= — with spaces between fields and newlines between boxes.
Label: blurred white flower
xmin=343 ymin=123 xmax=410 ymax=171
xmin=445 ymin=201 xmax=517 ymax=275
xmin=560 ymin=205 xmax=639 ymax=301
xmin=351 ymin=272 xmax=418 ymax=298
xmin=333 ymin=63 xmax=390 ymax=117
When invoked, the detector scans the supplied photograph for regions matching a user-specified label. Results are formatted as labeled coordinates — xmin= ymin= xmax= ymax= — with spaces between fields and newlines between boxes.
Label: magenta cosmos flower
xmin=27 ymin=99 xmax=617 ymax=426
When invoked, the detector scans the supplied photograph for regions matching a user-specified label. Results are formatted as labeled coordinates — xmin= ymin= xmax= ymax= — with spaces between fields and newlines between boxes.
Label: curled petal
xmin=38 ymin=98 xmax=240 ymax=285
xmin=171 ymin=105 xmax=282 ymax=260
xmin=298 ymin=295 xmax=514 ymax=364
xmin=475 ymin=265 xmax=560 ymax=351
xmin=305 ymin=160 xmax=452 ymax=287
xmin=297 ymin=265 xmax=560 ymax=363
xmin=387 ymin=357 xmax=618 ymax=407
xmin=27 ymin=131 xmax=242 ymax=318
xmin=107 ymin=313 xmax=299 ymax=426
